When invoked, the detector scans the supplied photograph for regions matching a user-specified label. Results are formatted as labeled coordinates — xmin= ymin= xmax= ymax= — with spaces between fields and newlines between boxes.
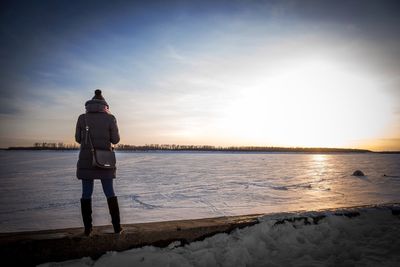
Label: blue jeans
xmin=82 ymin=179 xmax=115 ymax=199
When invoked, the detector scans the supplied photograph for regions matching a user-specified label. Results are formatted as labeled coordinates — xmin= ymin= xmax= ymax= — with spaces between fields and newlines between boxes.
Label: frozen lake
xmin=0 ymin=150 xmax=399 ymax=232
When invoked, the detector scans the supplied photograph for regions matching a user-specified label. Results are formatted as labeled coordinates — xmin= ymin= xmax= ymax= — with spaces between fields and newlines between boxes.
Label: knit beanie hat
xmin=92 ymin=89 xmax=105 ymax=100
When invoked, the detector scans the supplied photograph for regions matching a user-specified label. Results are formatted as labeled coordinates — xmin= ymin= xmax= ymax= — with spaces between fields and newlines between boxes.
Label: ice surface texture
xmin=0 ymin=151 xmax=399 ymax=232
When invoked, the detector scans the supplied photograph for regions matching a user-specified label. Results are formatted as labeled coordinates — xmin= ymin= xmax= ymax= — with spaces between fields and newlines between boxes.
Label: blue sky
xmin=1 ymin=0 xmax=400 ymax=150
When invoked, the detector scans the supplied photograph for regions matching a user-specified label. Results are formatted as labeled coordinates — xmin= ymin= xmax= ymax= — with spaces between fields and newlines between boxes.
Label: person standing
xmin=75 ymin=89 xmax=122 ymax=235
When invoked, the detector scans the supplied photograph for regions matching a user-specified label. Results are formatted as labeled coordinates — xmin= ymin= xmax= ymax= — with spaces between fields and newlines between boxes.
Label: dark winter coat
xmin=75 ymin=99 xmax=120 ymax=180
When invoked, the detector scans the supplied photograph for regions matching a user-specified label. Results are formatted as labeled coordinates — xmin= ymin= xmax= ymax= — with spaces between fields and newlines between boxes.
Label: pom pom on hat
xmin=92 ymin=89 xmax=105 ymax=100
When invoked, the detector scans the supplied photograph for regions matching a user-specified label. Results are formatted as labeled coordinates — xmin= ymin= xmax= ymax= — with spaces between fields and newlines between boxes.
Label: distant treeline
xmin=6 ymin=142 xmax=372 ymax=153
xmin=7 ymin=142 xmax=79 ymax=150
xmin=115 ymin=144 xmax=371 ymax=153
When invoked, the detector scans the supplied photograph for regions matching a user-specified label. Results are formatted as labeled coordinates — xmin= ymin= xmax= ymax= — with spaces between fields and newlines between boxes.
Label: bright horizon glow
xmin=216 ymin=57 xmax=393 ymax=148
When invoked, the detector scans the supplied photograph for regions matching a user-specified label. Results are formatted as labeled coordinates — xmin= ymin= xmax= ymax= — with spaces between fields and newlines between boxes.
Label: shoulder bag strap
xmin=84 ymin=114 xmax=95 ymax=153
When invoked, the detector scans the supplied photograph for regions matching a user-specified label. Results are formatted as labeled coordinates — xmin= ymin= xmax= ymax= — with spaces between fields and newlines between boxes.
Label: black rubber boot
xmin=107 ymin=196 xmax=122 ymax=233
xmin=80 ymin=198 xmax=92 ymax=236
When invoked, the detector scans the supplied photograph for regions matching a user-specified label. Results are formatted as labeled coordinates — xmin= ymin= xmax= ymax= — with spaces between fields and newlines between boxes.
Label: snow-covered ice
xmin=0 ymin=151 xmax=399 ymax=232
xmin=39 ymin=206 xmax=400 ymax=267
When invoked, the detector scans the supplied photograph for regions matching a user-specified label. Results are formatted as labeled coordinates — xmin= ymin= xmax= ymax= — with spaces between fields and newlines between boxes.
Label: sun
xmin=217 ymin=57 xmax=393 ymax=148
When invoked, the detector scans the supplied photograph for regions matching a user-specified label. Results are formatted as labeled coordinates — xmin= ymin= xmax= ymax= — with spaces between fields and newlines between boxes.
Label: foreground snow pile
xmin=41 ymin=208 xmax=400 ymax=267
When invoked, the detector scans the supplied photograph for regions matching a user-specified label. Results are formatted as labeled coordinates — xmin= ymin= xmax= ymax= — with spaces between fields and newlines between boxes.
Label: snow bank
xmin=40 ymin=206 xmax=400 ymax=267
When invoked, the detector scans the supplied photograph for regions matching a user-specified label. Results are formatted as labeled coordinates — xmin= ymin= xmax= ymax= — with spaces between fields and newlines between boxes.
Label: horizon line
xmin=3 ymin=142 xmax=400 ymax=153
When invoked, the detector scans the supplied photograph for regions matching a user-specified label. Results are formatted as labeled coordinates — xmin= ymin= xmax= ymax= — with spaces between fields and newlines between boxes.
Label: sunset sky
xmin=1 ymin=0 xmax=399 ymax=150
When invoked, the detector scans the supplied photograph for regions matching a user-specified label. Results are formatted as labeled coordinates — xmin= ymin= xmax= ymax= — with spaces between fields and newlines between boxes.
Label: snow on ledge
xmin=40 ymin=204 xmax=400 ymax=267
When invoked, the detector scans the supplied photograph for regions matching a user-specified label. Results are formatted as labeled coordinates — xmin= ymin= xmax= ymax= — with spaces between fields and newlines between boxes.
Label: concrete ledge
xmin=1 ymin=203 xmax=399 ymax=266
xmin=0 ymin=214 xmax=262 ymax=266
